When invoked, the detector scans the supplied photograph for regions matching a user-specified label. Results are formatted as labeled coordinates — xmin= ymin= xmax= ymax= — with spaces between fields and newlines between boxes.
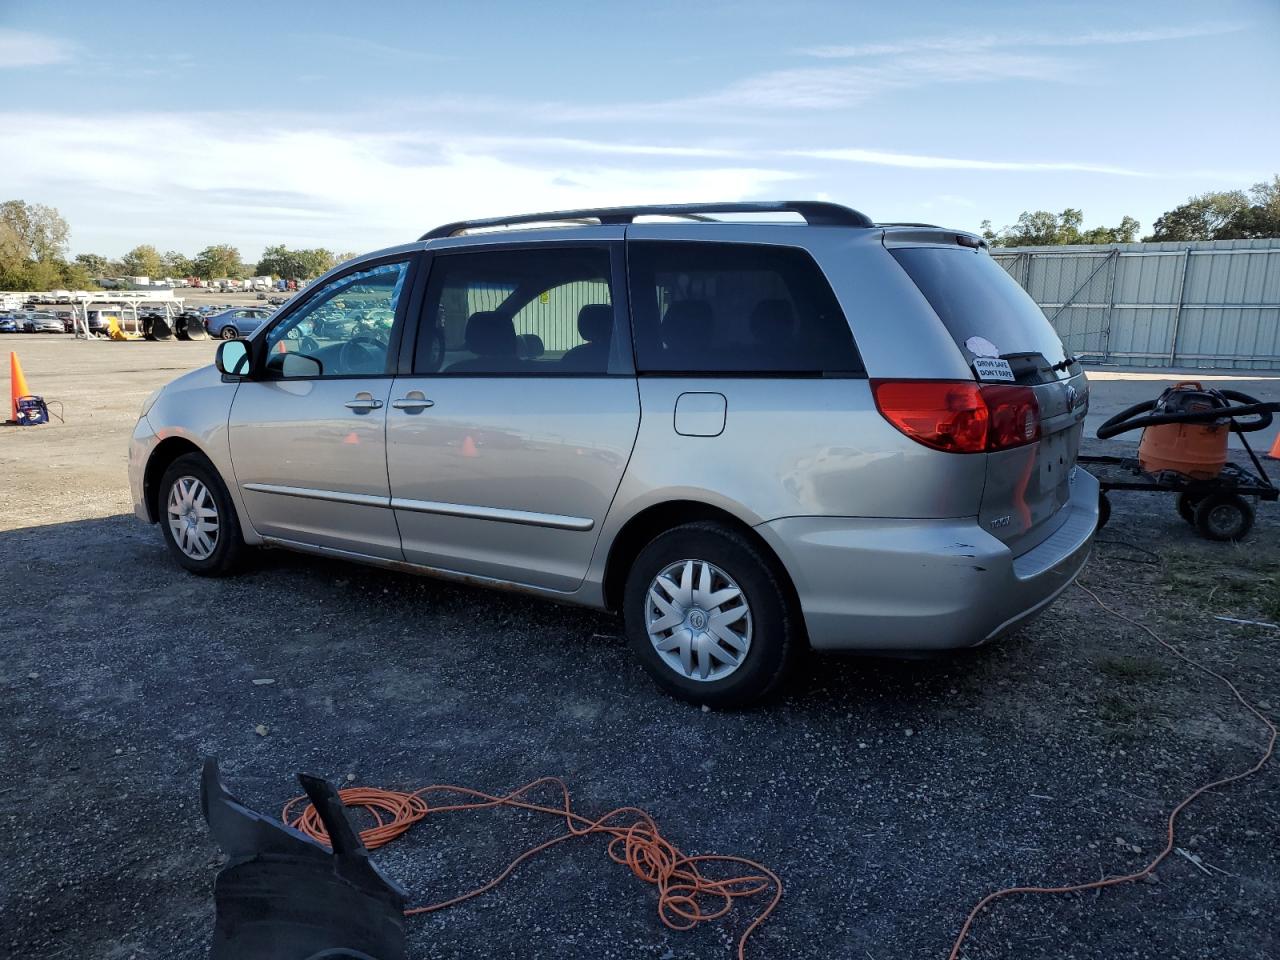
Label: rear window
xmin=628 ymin=241 xmax=862 ymax=376
xmin=891 ymin=247 xmax=1072 ymax=379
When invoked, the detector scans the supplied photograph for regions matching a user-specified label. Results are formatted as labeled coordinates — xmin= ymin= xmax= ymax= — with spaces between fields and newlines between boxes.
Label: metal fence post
xmin=1103 ymin=249 xmax=1119 ymax=362
xmin=1168 ymin=248 xmax=1191 ymax=366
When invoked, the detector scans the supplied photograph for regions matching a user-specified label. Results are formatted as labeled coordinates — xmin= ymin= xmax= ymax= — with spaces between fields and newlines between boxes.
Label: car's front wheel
xmin=220 ymin=326 xmax=239 ymax=340
xmin=158 ymin=452 xmax=246 ymax=576
xmin=623 ymin=522 xmax=798 ymax=707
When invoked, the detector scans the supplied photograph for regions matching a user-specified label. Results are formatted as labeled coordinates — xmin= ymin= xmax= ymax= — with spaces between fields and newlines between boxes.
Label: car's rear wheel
xmin=158 ymin=452 xmax=246 ymax=575
xmin=221 ymin=325 xmax=239 ymax=340
xmin=623 ymin=522 xmax=797 ymax=707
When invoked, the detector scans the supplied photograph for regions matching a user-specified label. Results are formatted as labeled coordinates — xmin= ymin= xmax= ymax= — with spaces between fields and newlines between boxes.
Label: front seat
xmin=447 ymin=311 xmax=525 ymax=373
xmin=560 ymin=304 xmax=613 ymax=372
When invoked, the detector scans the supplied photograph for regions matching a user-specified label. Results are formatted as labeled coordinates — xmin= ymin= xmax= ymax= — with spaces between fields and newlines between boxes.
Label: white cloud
xmin=0 ymin=29 xmax=76 ymax=68
xmin=0 ymin=112 xmax=797 ymax=257
xmin=803 ymin=22 xmax=1245 ymax=58
xmin=789 ymin=147 xmax=1261 ymax=182
xmin=541 ymin=49 xmax=1069 ymax=119
xmin=789 ymin=147 xmax=1151 ymax=176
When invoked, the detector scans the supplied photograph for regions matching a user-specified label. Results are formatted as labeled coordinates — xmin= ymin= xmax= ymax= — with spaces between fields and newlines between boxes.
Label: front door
xmin=385 ymin=240 xmax=639 ymax=592
xmin=228 ymin=257 xmax=415 ymax=559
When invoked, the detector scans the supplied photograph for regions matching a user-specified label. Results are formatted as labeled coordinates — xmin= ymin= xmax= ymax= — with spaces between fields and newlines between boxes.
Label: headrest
xmin=661 ymin=300 xmax=713 ymax=351
xmin=464 ymin=311 xmax=517 ymax=357
xmin=516 ymin=333 xmax=545 ymax=360
xmin=749 ymin=299 xmax=795 ymax=342
xmin=577 ymin=304 xmax=613 ymax=342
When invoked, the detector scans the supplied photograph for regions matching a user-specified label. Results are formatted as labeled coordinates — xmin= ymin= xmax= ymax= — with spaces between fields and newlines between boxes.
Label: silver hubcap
xmin=645 ymin=559 xmax=752 ymax=683
xmin=167 ymin=476 xmax=219 ymax=560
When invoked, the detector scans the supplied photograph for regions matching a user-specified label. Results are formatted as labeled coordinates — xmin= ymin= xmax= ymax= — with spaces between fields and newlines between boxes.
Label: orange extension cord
xmin=283 ymin=776 xmax=781 ymax=960
xmin=280 ymin=582 xmax=1274 ymax=960
xmin=947 ymin=583 xmax=1277 ymax=959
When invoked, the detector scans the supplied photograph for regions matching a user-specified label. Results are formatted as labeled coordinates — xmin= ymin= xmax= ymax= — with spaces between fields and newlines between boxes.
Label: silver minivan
xmin=129 ymin=201 xmax=1097 ymax=705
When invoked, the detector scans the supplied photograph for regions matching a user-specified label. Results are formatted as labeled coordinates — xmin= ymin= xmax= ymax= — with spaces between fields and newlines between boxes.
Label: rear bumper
xmin=757 ymin=467 xmax=1099 ymax=651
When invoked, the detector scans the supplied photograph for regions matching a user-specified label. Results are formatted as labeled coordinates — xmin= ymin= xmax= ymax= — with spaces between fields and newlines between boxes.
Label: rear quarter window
xmin=890 ymin=247 xmax=1072 ymax=378
xmin=628 ymin=241 xmax=863 ymax=376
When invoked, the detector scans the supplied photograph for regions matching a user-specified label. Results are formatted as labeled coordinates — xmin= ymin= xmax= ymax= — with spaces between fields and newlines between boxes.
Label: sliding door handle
xmin=391 ymin=391 xmax=434 ymax=411
xmin=345 ymin=392 xmax=384 ymax=412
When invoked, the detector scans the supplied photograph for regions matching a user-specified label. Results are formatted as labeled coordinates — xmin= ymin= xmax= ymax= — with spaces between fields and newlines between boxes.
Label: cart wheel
xmin=1097 ymin=491 xmax=1111 ymax=531
xmin=1193 ymin=494 xmax=1255 ymax=542
xmin=1176 ymin=493 xmax=1201 ymax=525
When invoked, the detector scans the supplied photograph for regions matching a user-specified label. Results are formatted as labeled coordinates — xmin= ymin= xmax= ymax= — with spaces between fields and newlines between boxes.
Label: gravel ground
xmin=2 ymin=337 xmax=1277 ymax=960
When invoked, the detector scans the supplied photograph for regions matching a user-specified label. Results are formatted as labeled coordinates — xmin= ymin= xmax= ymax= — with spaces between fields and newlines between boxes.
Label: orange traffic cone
xmin=276 ymin=339 xmax=288 ymax=354
xmin=9 ymin=351 xmax=31 ymax=423
xmin=461 ymin=435 xmax=478 ymax=457
xmin=1268 ymin=429 xmax=1280 ymax=460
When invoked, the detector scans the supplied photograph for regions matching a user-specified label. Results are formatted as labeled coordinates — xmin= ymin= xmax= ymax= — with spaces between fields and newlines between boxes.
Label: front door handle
xmin=391 ymin=391 xmax=434 ymax=411
xmin=345 ymin=392 xmax=384 ymax=412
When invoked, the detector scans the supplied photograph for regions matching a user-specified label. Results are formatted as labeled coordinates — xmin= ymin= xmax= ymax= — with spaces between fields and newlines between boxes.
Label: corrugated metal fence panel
xmin=992 ymin=239 xmax=1280 ymax=369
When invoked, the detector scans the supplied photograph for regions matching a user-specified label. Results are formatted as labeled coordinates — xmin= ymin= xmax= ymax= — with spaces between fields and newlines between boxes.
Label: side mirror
xmin=215 ymin=339 xmax=251 ymax=377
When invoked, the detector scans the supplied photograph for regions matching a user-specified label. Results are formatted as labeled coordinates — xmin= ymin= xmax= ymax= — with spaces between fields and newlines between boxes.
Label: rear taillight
xmin=871 ymin=380 xmax=1039 ymax=453
xmin=982 ymin=383 xmax=1041 ymax=449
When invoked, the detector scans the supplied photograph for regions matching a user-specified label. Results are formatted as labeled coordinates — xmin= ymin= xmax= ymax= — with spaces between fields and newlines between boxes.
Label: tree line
xmin=982 ymin=174 xmax=1280 ymax=247
xmin=3 ymin=177 xmax=1278 ymax=290
xmin=1 ymin=201 xmax=357 ymax=291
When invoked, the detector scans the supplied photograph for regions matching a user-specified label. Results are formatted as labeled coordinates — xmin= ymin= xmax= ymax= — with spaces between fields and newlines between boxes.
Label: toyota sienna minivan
xmin=130 ymin=201 xmax=1097 ymax=705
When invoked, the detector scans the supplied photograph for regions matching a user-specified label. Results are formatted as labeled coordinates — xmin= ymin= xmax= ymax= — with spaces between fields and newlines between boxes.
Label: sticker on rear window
xmin=965 ymin=336 xmax=1000 ymax=358
xmin=973 ymin=357 xmax=1015 ymax=382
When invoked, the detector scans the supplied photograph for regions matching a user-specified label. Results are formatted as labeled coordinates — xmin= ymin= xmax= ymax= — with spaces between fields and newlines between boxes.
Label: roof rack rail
xmin=420 ymin=201 xmax=873 ymax=240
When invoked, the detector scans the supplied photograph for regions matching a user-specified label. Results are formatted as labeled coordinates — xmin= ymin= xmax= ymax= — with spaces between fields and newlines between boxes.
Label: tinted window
xmin=628 ymin=241 xmax=861 ymax=375
xmin=414 ymin=247 xmax=622 ymax=375
xmin=264 ymin=260 xmax=409 ymax=377
xmin=890 ymin=247 xmax=1071 ymax=376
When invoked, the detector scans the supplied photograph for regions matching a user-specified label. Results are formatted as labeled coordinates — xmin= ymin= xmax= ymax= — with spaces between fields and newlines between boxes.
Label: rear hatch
xmin=888 ymin=238 xmax=1089 ymax=556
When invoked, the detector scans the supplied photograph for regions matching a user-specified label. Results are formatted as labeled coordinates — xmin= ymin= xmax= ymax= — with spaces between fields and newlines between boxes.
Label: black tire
xmin=1097 ymin=492 xmax=1111 ymax=531
xmin=1176 ymin=493 xmax=1201 ymax=525
xmin=622 ymin=522 xmax=797 ymax=707
xmin=158 ymin=452 xmax=247 ymax=575
xmin=1193 ymin=494 xmax=1255 ymax=542
xmin=221 ymin=325 xmax=239 ymax=340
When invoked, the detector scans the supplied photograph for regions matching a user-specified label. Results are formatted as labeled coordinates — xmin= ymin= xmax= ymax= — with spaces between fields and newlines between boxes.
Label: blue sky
xmin=2 ymin=0 xmax=1278 ymax=259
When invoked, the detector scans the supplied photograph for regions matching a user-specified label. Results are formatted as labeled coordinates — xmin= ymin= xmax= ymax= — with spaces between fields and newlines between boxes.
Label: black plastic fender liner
xmin=201 ymin=758 xmax=408 ymax=960
xmin=175 ymin=313 xmax=209 ymax=341
xmin=146 ymin=315 xmax=175 ymax=341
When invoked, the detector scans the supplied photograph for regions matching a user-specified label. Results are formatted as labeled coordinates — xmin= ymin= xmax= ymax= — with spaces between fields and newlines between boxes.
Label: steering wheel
xmin=339 ymin=335 xmax=386 ymax=374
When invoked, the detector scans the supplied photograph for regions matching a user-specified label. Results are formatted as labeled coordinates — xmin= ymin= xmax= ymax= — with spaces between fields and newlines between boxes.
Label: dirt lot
xmin=2 ymin=336 xmax=1277 ymax=960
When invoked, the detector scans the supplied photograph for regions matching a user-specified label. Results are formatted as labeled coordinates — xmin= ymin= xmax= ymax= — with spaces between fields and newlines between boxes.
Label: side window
xmin=414 ymin=247 xmax=621 ymax=375
xmin=628 ymin=241 xmax=863 ymax=375
xmin=265 ymin=260 xmax=409 ymax=377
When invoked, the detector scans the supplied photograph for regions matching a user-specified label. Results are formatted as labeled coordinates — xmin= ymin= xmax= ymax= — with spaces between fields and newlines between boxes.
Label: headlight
xmin=140 ymin=388 xmax=162 ymax=419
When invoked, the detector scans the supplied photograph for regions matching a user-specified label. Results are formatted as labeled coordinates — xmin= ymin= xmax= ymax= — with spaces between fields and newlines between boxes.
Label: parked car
xmin=204 ymin=307 xmax=274 ymax=340
xmin=0 ymin=316 xmax=18 ymax=333
xmin=129 ymin=201 xmax=1097 ymax=706
xmin=22 ymin=312 xmax=65 ymax=333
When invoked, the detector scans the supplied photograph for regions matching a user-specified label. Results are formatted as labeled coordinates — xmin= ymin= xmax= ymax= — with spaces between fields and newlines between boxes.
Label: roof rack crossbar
xmin=420 ymin=201 xmax=873 ymax=240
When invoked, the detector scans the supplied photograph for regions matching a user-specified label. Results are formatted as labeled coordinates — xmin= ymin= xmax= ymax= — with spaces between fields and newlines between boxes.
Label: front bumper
xmin=129 ymin=415 xmax=158 ymax=522
xmin=758 ymin=467 xmax=1099 ymax=651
